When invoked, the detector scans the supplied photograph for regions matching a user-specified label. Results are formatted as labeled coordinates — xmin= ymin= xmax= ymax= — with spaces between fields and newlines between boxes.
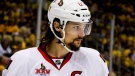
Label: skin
xmin=64 ymin=21 xmax=85 ymax=50
xmin=1 ymin=56 xmax=9 ymax=66
xmin=46 ymin=21 xmax=86 ymax=58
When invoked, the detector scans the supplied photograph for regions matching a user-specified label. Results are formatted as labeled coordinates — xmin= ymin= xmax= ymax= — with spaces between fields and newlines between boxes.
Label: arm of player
xmin=96 ymin=53 xmax=110 ymax=76
xmin=2 ymin=51 xmax=29 ymax=76
xmin=82 ymin=47 xmax=109 ymax=76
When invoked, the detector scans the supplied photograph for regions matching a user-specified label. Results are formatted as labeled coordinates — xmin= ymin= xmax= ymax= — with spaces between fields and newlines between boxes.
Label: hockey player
xmin=2 ymin=0 xmax=109 ymax=76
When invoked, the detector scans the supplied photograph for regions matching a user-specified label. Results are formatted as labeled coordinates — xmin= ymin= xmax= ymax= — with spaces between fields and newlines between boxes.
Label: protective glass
xmin=66 ymin=20 xmax=93 ymax=36
xmin=84 ymin=20 xmax=93 ymax=35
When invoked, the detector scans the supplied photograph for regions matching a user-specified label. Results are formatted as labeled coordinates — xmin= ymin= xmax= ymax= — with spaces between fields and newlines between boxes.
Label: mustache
xmin=74 ymin=37 xmax=83 ymax=40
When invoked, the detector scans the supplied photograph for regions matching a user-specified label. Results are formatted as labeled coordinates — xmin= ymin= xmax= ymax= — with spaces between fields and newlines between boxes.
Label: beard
xmin=67 ymin=38 xmax=82 ymax=52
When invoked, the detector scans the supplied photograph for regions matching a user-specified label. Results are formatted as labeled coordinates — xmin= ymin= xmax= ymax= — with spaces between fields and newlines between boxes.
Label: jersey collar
xmin=38 ymin=44 xmax=73 ymax=70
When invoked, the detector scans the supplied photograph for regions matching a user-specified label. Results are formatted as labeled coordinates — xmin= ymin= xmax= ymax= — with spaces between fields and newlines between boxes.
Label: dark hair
xmin=40 ymin=25 xmax=55 ymax=46
xmin=40 ymin=18 xmax=62 ymax=46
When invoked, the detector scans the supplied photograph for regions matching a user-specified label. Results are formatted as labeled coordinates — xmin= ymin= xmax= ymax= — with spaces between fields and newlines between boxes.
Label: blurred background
xmin=0 ymin=0 xmax=135 ymax=76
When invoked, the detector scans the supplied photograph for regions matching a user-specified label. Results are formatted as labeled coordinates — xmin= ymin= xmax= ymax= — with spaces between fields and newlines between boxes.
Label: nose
xmin=78 ymin=29 xmax=85 ymax=38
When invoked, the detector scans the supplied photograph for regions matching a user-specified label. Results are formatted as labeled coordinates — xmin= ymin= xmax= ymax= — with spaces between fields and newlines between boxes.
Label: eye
xmin=74 ymin=26 xmax=80 ymax=29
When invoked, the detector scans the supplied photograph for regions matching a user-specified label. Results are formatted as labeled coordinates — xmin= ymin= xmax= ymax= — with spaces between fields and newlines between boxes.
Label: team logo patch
xmin=78 ymin=2 xmax=84 ymax=6
xmin=58 ymin=0 xmax=63 ymax=6
xmin=55 ymin=60 xmax=61 ymax=65
xmin=100 ymin=54 xmax=106 ymax=62
xmin=5 ymin=58 xmax=12 ymax=69
xmin=35 ymin=63 xmax=50 ymax=75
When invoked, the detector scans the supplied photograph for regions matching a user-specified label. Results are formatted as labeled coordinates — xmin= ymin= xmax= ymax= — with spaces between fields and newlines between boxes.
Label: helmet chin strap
xmin=57 ymin=20 xmax=74 ymax=52
xmin=50 ymin=19 xmax=74 ymax=52
xmin=58 ymin=39 xmax=74 ymax=52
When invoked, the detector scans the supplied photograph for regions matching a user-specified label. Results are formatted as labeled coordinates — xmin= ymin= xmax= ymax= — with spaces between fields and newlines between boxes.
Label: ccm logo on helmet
xmin=83 ymin=14 xmax=90 ymax=17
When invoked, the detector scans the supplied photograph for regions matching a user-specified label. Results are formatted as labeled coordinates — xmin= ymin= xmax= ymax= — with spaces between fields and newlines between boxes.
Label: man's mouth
xmin=74 ymin=39 xmax=82 ymax=43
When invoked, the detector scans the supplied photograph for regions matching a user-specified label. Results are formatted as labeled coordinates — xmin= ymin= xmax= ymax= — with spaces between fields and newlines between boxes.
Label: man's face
xmin=64 ymin=21 xmax=87 ymax=51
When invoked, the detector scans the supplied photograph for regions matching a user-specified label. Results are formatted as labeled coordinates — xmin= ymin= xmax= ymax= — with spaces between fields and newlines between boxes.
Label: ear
xmin=53 ymin=21 xmax=61 ymax=32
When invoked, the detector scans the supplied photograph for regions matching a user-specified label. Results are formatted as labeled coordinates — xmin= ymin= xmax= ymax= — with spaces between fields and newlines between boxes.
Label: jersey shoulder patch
xmin=5 ymin=58 xmax=12 ymax=69
xmin=100 ymin=54 xmax=106 ymax=62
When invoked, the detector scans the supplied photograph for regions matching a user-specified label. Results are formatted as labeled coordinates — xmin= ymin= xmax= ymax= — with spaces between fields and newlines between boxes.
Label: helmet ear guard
xmin=49 ymin=17 xmax=67 ymax=41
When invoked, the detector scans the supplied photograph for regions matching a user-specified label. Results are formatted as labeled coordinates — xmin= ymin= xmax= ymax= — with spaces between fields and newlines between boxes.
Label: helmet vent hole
xmin=76 ymin=14 xmax=80 ymax=17
xmin=81 ymin=9 xmax=87 ymax=10
xmin=71 ymin=13 xmax=75 ymax=15
xmin=82 ymin=19 xmax=84 ymax=21
xmin=74 ymin=10 xmax=77 ymax=12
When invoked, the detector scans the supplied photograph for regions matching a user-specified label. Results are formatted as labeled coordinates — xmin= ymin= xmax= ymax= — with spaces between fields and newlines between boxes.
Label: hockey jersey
xmin=2 ymin=46 xmax=109 ymax=76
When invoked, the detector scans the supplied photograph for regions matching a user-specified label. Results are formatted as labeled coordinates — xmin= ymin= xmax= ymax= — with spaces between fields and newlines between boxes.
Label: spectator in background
xmin=5 ymin=19 xmax=20 ymax=35
xmin=0 ymin=55 xmax=9 ymax=76
xmin=0 ymin=35 xmax=12 ymax=66
xmin=19 ymin=21 xmax=31 ymax=39
xmin=0 ymin=22 xmax=5 ymax=35
xmin=0 ymin=35 xmax=12 ymax=58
